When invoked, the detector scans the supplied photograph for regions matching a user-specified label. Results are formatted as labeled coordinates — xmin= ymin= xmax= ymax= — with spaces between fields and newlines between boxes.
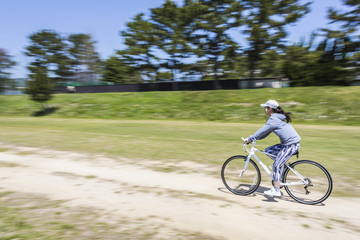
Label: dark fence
xmin=56 ymin=78 xmax=287 ymax=94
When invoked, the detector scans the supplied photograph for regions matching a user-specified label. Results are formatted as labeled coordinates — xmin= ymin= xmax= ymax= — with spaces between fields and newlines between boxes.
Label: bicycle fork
xmin=238 ymin=155 xmax=252 ymax=177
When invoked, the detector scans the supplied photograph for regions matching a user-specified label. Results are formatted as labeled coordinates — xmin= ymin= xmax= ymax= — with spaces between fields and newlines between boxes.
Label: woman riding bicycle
xmin=245 ymin=100 xmax=301 ymax=197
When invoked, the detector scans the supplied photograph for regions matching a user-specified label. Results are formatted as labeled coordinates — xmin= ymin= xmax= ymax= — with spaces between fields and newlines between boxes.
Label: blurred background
xmin=0 ymin=1 xmax=359 ymax=239
xmin=0 ymin=0 xmax=359 ymax=95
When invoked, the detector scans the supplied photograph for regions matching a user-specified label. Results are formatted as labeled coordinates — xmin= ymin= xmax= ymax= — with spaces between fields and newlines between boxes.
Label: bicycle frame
xmin=241 ymin=139 xmax=309 ymax=187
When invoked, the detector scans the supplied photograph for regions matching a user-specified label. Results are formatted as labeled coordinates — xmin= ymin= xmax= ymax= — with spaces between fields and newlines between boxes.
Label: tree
xmin=156 ymin=71 xmax=173 ymax=82
xmin=102 ymin=55 xmax=142 ymax=83
xmin=257 ymin=49 xmax=283 ymax=77
xmin=68 ymin=34 xmax=102 ymax=83
xmin=328 ymin=0 xmax=359 ymax=32
xmin=25 ymin=30 xmax=72 ymax=83
xmin=180 ymin=0 xmax=241 ymax=83
xmin=25 ymin=62 xmax=53 ymax=107
xmin=189 ymin=0 xmax=242 ymax=83
xmin=120 ymin=13 xmax=161 ymax=82
xmin=220 ymin=54 xmax=248 ymax=79
xmin=150 ymin=0 xmax=201 ymax=81
xmin=313 ymin=37 xmax=354 ymax=85
xmin=240 ymin=0 xmax=311 ymax=80
xmin=282 ymin=40 xmax=321 ymax=86
xmin=24 ymin=30 xmax=72 ymax=107
xmin=282 ymin=0 xmax=359 ymax=87
xmin=0 ymin=48 xmax=16 ymax=93
xmin=317 ymin=0 xmax=359 ymax=85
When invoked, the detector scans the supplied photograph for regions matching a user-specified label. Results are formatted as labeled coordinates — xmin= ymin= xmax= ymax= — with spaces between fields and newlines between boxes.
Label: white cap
xmin=260 ymin=100 xmax=279 ymax=109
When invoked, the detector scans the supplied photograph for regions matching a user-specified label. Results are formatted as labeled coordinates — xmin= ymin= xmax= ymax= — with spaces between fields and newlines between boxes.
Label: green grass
xmin=1 ymin=117 xmax=359 ymax=197
xmin=1 ymin=86 xmax=359 ymax=197
xmin=0 ymin=86 xmax=359 ymax=125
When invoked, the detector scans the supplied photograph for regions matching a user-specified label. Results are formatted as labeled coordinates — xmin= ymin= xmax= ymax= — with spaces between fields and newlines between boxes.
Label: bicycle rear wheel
xmin=221 ymin=155 xmax=261 ymax=195
xmin=283 ymin=160 xmax=333 ymax=205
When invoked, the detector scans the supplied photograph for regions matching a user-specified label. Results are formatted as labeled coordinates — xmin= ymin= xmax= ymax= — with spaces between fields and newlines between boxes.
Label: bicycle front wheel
xmin=221 ymin=155 xmax=261 ymax=195
xmin=283 ymin=160 xmax=333 ymax=205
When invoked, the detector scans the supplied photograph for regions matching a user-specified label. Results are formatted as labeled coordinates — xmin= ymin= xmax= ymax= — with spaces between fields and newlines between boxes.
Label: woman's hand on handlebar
xmin=243 ymin=138 xmax=251 ymax=145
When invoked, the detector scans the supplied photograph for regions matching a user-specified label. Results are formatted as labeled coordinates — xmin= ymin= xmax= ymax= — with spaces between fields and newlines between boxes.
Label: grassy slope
xmin=0 ymin=86 xmax=359 ymax=125
xmin=1 ymin=86 xmax=359 ymax=197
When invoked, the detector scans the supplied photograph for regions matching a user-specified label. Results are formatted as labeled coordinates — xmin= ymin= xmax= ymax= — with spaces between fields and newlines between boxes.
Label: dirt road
xmin=0 ymin=144 xmax=359 ymax=239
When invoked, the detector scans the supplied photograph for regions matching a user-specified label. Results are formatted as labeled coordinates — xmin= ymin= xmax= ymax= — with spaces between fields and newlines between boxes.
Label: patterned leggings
xmin=265 ymin=143 xmax=300 ymax=182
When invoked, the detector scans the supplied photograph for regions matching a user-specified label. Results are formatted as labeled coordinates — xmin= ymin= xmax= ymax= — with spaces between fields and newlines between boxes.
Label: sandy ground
xmin=0 ymin=144 xmax=359 ymax=240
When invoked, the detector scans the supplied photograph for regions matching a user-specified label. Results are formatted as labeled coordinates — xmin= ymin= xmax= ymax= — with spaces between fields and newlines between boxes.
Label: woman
xmin=245 ymin=100 xmax=301 ymax=197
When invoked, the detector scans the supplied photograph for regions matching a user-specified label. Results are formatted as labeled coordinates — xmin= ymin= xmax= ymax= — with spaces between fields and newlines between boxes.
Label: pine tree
xmin=68 ymin=34 xmax=102 ymax=83
xmin=0 ymin=48 xmax=16 ymax=93
xmin=26 ymin=62 xmax=53 ymax=107
xmin=282 ymin=40 xmax=321 ymax=86
xmin=25 ymin=30 xmax=72 ymax=83
xmin=120 ymin=13 xmax=160 ymax=82
xmin=319 ymin=0 xmax=359 ymax=85
xmin=24 ymin=30 xmax=71 ymax=107
xmin=328 ymin=0 xmax=359 ymax=31
xmin=102 ymin=55 xmax=141 ymax=84
xmin=150 ymin=0 xmax=200 ymax=81
xmin=189 ymin=0 xmax=242 ymax=83
xmin=240 ymin=0 xmax=311 ymax=81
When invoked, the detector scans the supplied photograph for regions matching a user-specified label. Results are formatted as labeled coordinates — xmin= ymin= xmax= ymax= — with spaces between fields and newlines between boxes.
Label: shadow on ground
xmin=32 ymin=107 xmax=59 ymax=117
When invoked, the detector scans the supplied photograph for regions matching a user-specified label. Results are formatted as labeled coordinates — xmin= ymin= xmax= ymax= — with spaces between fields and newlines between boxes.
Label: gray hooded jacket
xmin=248 ymin=113 xmax=301 ymax=145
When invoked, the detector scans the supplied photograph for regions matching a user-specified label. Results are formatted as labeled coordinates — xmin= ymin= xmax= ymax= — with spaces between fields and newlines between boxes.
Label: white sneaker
xmin=264 ymin=188 xmax=282 ymax=197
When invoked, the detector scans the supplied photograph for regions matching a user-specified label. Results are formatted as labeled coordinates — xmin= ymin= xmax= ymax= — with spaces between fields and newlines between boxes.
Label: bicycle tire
xmin=283 ymin=160 xmax=333 ymax=205
xmin=221 ymin=155 xmax=261 ymax=195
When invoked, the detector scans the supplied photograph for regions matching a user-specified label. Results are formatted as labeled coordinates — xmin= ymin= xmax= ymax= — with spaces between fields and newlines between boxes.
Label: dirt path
xmin=0 ymin=145 xmax=359 ymax=240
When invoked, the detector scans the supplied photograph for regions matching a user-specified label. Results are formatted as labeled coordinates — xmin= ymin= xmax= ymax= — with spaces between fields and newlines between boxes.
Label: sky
xmin=0 ymin=0 xmax=349 ymax=79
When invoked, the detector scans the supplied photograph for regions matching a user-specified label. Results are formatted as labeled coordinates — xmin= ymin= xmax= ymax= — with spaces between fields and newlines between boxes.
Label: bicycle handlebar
xmin=241 ymin=137 xmax=258 ymax=153
xmin=241 ymin=137 xmax=256 ymax=145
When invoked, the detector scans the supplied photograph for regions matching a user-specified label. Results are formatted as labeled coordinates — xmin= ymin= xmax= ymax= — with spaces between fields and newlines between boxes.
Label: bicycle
xmin=221 ymin=138 xmax=333 ymax=205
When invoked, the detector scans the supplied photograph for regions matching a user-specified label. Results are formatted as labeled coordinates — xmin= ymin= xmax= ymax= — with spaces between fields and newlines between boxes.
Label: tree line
xmin=0 ymin=0 xmax=359 ymax=103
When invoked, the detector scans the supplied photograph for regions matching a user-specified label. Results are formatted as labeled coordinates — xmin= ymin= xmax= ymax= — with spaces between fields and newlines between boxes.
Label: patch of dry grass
xmin=0 ymin=191 xmax=221 ymax=240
